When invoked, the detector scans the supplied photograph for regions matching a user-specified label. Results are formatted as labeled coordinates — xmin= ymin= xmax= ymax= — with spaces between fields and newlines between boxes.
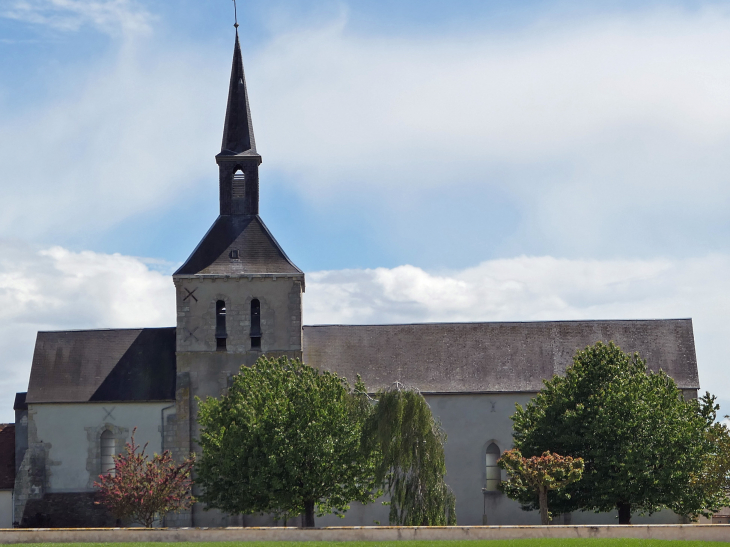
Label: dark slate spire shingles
xmin=173 ymin=215 xmax=302 ymax=276
xmin=177 ymin=30 xmax=303 ymax=278
xmin=218 ymin=29 xmax=258 ymax=158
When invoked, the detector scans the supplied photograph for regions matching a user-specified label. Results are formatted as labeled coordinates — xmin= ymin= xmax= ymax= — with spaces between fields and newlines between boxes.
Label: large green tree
xmin=510 ymin=341 xmax=724 ymax=524
xmin=195 ymin=356 xmax=378 ymax=527
xmin=685 ymin=419 xmax=730 ymax=515
xmin=363 ymin=384 xmax=456 ymax=525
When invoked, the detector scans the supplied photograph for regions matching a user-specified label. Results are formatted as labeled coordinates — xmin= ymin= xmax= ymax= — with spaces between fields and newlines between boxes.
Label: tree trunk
xmin=303 ymin=500 xmax=315 ymax=528
xmin=538 ymin=486 xmax=550 ymax=525
xmin=617 ymin=502 xmax=631 ymax=525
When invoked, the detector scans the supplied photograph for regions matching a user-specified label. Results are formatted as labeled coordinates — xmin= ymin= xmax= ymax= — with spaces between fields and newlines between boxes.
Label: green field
xmin=14 ymin=541 xmax=730 ymax=547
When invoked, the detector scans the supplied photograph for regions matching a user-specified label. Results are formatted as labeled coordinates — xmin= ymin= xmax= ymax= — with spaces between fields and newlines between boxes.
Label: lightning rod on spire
xmin=232 ymin=0 xmax=239 ymax=29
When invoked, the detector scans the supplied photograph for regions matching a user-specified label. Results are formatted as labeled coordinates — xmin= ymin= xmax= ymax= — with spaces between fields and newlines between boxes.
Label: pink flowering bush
xmin=94 ymin=428 xmax=195 ymax=527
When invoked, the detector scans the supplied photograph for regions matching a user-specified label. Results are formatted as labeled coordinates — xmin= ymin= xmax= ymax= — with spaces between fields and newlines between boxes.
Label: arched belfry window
xmin=485 ymin=443 xmax=501 ymax=491
xmin=101 ymin=430 xmax=115 ymax=477
xmin=250 ymin=299 xmax=261 ymax=349
xmin=232 ymin=169 xmax=245 ymax=199
xmin=216 ymin=300 xmax=227 ymax=351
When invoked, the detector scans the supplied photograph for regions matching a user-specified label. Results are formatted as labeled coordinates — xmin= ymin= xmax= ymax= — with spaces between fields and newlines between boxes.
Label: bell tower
xmin=169 ymin=27 xmax=304 ymax=527
xmin=217 ymin=29 xmax=260 ymax=216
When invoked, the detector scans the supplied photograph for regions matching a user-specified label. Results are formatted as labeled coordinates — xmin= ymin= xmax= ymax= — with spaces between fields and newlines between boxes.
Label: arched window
xmin=101 ymin=430 xmax=115 ymax=477
xmin=216 ymin=300 xmax=227 ymax=351
xmin=232 ymin=169 xmax=245 ymax=199
xmin=250 ymin=298 xmax=261 ymax=349
xmin=485 ymin=443 xmax=501 ymax=491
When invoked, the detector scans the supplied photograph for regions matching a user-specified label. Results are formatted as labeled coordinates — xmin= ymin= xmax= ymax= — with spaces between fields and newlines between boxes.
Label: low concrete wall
xmin=0 ymin=525 xmax=729 ymax=543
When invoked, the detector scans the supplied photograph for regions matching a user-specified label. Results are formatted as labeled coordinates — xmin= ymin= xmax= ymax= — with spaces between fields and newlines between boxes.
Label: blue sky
xmin=3 ymin=0 xmax=730 ymax=270
xmin=1 ymin=0 xmax=730 ymax=421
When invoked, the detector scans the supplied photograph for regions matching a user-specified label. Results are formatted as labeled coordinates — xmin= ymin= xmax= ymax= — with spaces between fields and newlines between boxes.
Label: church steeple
xmin=216 ymin=29 xmax=261 ymax=216
xmin=220 ymin=29 xmax=258 ymax=157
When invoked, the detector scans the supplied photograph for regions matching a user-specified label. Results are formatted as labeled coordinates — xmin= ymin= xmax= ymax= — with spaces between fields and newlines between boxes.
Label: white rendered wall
xmin=0 ymin=491 xmax=12 ymax=528
xmin=29 ymin=402 xmax=172 ymax=493
xmin=318 ymin=392 xmax=682 ymax=527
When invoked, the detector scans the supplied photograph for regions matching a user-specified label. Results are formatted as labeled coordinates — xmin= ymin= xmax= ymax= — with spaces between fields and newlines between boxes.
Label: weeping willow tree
xmin=364 ymin=383 xmax=456 ymax=525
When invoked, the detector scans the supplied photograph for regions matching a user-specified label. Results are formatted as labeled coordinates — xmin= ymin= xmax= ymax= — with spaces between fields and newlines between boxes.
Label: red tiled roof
xmin=0 ymin=424 xmax=14 ymax=490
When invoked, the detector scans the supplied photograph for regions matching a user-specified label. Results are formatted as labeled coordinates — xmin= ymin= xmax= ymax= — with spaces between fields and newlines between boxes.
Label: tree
xmin=363 ymin=384 xmax=456 ymax=525
xmin=498 ymin=449 xmax=584 ymax=525
xmin=195 ymin=356 xmax=378 ymax=527
xmin=94 ymin=428 xmax=195 ymax=527
xmin=511 ymin=341 xmax=721 ymax=524
xmin=681 ymin=419 xmax=730 ymax=517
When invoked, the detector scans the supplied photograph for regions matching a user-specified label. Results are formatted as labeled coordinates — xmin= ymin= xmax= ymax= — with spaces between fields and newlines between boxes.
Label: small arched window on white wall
xmin=485 ymin=443 xmax=501 ymax=491
xmin=101 ymin=430 xmax=116 ymax=477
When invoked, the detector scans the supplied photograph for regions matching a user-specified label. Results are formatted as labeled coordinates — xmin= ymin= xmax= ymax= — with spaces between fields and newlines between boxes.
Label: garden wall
xmin=0 ymin=524 xmax=729 ymax=543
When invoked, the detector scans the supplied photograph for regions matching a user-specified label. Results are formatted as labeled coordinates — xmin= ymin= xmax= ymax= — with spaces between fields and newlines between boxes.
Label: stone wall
xmin=19 ymin=492 xmax=115 ymax=528
xmin=0 ymin=490 xmax=12 ymax=528
xmin=1 ymin=525 xmax=729 ymax=543
xmin=13 ymin=402 xmax=170 ymax=528
xmin=174 ymin=276 xmax=303 ymax=355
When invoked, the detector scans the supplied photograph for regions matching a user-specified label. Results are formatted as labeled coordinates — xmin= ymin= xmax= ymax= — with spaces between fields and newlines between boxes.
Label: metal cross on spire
xmin=232 ymin=0 xmax=239 ymax=29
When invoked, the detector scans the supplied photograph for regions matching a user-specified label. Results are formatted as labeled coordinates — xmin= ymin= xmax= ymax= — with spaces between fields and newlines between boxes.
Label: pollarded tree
xmin=195 ymin=356 xmax=379 ymax=527
xmin=94 ymin=428 xmax=195 ymax=527
xmin=498 ymin=449 xmax=584 ymax=525
xmin=363 ymin=384 xmax=456 ymax=525
xmin=511 ymin=341 xmax=721 ymax=524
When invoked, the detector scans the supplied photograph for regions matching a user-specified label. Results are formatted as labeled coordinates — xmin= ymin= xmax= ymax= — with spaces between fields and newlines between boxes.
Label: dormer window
xmin=250 ymin=299 xmax=261 ymax=349
xmin=232 ymin=169 xmax=245 ymax=199
xmin=216 ymin=300 xmax=227 ymax=351
xmin=229 ymin=249 xmax=239 ymax=259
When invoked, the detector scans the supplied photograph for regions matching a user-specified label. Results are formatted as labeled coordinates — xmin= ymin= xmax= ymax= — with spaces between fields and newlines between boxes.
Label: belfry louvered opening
xmin=250 ymin=298 xmax=261 ymax=349
xmin=232 ymin=169 xmax=246 ymax=199
xmin=216 ymin=300 xmax=227 ymax=351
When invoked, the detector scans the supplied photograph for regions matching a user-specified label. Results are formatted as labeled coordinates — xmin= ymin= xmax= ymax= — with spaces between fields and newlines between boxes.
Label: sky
xmin=0 ymin=0 xmax=729 ymax=423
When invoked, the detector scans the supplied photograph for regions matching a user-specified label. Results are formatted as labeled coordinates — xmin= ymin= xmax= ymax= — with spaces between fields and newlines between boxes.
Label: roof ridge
xmin=303 ymin=318 xmax=693 ymax=328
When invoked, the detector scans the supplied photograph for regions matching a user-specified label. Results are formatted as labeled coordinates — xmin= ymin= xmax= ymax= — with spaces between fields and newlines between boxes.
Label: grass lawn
xmin=14 ymin=541 xmax=730 ymax=547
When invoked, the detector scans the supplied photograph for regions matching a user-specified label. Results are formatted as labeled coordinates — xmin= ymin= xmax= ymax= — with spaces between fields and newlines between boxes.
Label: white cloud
xmin=0 ymin=0 xmax=152 ymax=35
xmin=248 ymin=7 xmax=730 ymax=255
xmin=0 ymin=241 xmax=175 ymax=422
xmin=255 ymin=8 xmax=730 ymax=182
xmin=0 ymin=38 xmax=224 ymax=241
xmin=305 ymin=254 xmax=730 ymax=400
xmin=3 ymin=7 xmax=730 ymax=257
xmin=1 ymin=244 xmax=728 ymax=422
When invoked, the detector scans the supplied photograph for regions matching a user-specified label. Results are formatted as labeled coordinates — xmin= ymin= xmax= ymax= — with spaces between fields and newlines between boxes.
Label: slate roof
xmin=13 ymin=392 xmax=27 ymax=411
xmin=26 ymin=328 xmax=176 ymax=404
xmin=173 ymin=215 xmax=302 ymax=277
xmin=0 ymin=424 xmax=14 ymax=490
xmin=217 ymin=29 xmax=258 ymax=159
xmin=302 ymin=319 xmax=699 ymax=393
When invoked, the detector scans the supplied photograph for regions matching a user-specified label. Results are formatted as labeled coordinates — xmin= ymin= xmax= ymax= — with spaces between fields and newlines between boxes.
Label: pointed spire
xmin=219 ymin=29 xmax=258 ymax=157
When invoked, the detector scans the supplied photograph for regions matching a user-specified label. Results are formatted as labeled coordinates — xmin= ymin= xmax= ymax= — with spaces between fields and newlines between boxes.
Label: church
xmin=9 ymin=29 xmax=700 ymax=528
